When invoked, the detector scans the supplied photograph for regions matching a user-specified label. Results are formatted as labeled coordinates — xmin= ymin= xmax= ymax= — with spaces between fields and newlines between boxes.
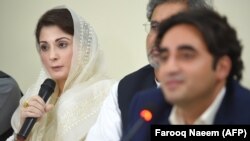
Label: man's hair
xmin=155 ymin=8 xmax=244 ymax=81
xmin=35 ymin=8 xmax=74 ymax=44
xmin=146 ymin=0 xmax=213 ymax=21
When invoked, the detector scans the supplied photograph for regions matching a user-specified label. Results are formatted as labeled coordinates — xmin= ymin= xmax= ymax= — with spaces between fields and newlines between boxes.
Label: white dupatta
xmin=10 ymin=5 xmax=116 ymax=141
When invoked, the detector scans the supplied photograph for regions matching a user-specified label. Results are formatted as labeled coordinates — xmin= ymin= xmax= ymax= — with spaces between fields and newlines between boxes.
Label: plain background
xmin=0 ymin=0 xmax=249 ymax=93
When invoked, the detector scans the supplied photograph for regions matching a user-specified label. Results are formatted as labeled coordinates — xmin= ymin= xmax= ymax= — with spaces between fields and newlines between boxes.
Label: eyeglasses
xmin=143 ymin=21 xmax=160 ymax=33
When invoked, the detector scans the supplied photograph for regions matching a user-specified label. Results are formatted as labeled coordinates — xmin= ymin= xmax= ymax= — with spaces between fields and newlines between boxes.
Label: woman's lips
xmin=51 ymin=66 xmax=63 ymax=71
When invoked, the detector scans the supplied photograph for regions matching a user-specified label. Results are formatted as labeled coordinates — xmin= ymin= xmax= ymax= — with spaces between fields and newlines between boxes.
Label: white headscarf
xmin=10 ymin=5 xmax=116 ymax=141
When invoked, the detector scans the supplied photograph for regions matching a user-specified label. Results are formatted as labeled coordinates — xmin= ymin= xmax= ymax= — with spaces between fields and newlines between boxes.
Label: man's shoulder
xmin=117 ymin=64 xmax=156 ymax=94
xmin=0 ymin=71 xmax=11 ymax=78
xmin=0 ymin=77 xmax=17 ymax=90
xmin=215 ymin=80 xmax=250 ymax=124
xmin=230 ymin=80 xmax=250 ymax=101
xmin=0 ymin=71 xmax=17 ymax=89
xmin=0 ymin=72 xmax=22 ymax=96
xmin=121 ymin=65 xmax=154 ymax=81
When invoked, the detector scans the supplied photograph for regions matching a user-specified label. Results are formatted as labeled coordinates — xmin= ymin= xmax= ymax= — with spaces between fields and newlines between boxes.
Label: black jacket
xmin=118 ymin=65 xmax=156 ymax=132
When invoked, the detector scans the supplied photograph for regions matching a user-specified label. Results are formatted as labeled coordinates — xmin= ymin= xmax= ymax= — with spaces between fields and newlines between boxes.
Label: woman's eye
xmin=58 ymin=42 xmax=68 ymax=48
xmin=40 ymin=44 xmax=49 ymax=51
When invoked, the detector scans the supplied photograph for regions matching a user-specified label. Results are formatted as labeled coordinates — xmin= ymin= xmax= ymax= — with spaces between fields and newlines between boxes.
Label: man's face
xmin=157 ymin=24 xmax=224 ymax=106
xmin=146 ymin=2 xmax=187 ymax=61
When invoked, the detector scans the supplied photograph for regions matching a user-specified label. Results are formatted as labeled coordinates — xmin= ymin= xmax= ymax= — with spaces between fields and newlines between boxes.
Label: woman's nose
xmin=49 ymin=47 xmax=58 ymax=61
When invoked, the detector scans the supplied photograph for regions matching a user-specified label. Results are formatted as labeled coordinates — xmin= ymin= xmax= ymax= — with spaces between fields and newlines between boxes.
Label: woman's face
xmin=38 ymin=25 xmax=73 ymax=84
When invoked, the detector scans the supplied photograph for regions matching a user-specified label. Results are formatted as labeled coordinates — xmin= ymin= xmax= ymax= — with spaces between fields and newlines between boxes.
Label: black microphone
xmin=121 ymin=94 xmax=169 ymax=141
xmin=17 ymin=78 xmax=55 ymax=140
xmin=121 ymin=109 xmax=153 ymax=141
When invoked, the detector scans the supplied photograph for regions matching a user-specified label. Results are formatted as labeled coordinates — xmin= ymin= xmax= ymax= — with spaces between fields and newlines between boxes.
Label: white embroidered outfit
xmin=8 ymin=5 xmax=115 ymax=141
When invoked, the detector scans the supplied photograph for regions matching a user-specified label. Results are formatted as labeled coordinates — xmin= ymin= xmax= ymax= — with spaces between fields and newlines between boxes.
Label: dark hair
xmin=35 ymin=8 xmax=74 ymax=43
xmin=155 ymin=8 xmax=244 ymax=81
xmin=146 ymin=0 xmax=213 ymax=21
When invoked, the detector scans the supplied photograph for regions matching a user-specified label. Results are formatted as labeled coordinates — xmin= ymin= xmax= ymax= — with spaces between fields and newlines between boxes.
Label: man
xmin=123 ymin=8 xmax=250 ymax=141
xmin=0 ymin=71 xmax=22 ymax=141
xmin=86 ymin=0 xmax=212 ymax=140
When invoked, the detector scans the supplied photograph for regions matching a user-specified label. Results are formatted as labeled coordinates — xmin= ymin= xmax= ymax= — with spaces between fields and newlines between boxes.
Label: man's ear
xmin=215 ymin=56 xmax=232 ymax=81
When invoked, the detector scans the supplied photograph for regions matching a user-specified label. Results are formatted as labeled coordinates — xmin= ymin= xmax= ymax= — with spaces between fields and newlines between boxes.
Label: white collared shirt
xmin=86 ymin=79 xmax=160 ymax=141
xmin=169 ymin=86 xmax=226 ymax=125
xmin=155 ymin=78 xmax=160 ymax=88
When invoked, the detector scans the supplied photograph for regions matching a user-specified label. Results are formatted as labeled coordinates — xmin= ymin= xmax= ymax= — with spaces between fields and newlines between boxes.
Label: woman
xmin=8 ymin=6 xmax=115 ymax=141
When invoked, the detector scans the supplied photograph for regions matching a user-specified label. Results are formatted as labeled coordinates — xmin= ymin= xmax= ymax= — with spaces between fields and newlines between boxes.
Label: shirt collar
xmin=169 ymin=86 xmax=226 ymax=125
xmin=155 ymin=78 xmax=160 ymax=88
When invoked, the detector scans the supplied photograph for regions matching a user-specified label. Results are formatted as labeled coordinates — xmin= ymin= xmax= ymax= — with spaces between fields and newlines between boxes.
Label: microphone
xmin=17 ymin=78 xmax=56 ymax=140
xmin=121 ymin=109 xmax=153 ymax=141
xmin=121 ymin=92 xmax=170 ymax=141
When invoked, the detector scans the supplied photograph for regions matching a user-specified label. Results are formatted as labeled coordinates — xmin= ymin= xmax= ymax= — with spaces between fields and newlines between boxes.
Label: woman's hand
xmin=20 ymin=95 xmax=54 ymax=127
